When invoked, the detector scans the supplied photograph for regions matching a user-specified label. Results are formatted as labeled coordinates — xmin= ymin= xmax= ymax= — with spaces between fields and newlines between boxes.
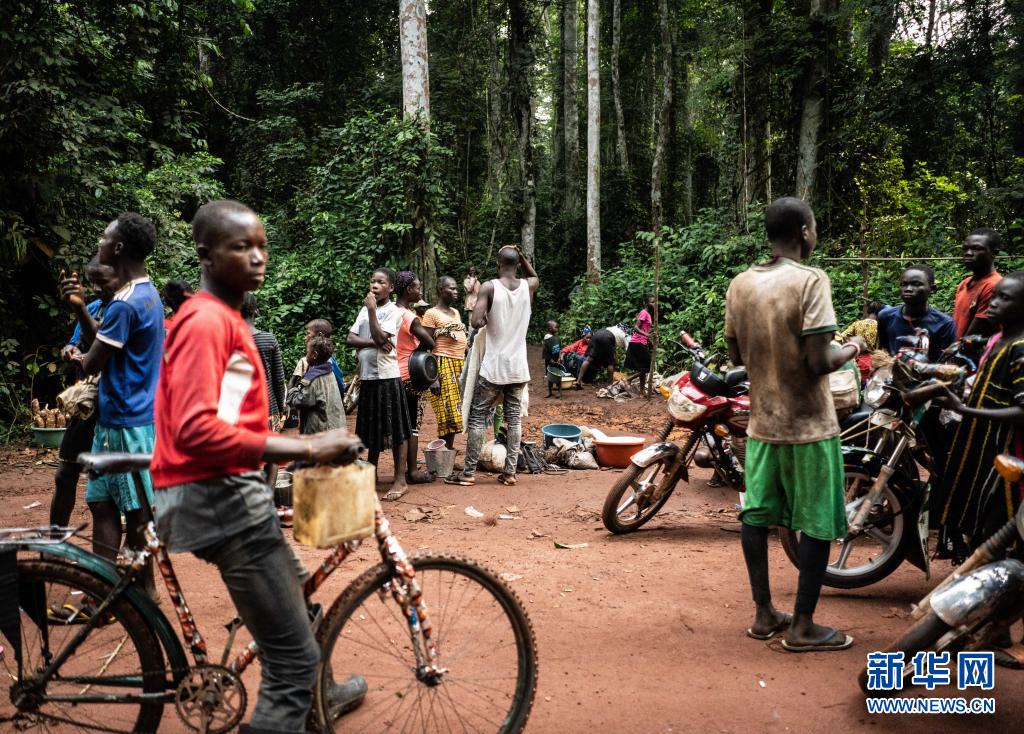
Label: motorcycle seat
xmin=724 ymin=367 xmax=748 ymax=388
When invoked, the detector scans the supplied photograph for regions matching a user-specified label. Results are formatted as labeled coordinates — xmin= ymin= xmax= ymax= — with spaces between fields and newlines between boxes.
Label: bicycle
xmin=1 ymin=452 xmax=538 ymax=733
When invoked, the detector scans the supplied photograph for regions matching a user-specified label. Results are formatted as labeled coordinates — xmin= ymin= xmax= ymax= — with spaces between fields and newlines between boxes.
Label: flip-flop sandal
xmin=406 ymin=470 xmax=436 ymax=485
xmin=993 ymin=646 xmax=1024 ymax=669
xmin=781 ymin=628 xmax=854 ymax=653
xmin=747 ymin=613 xmax=792 ymax=640
xmin=498 ymin=474 xmax=517 ymax=486
xmin=383 ymin=487 xmax=408 ymax=502
xmin=444 ymin=473 xmax=476 ymax=486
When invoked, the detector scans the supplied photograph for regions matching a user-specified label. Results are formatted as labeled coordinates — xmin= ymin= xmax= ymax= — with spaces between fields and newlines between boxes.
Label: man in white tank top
xmin=447 ymin=245 xmax=539 ymax=486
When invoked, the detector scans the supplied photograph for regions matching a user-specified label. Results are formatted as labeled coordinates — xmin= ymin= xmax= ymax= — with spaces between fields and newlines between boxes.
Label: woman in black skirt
xmin=624 ymin=294 xmax=655 ymax=386
xmin=347 ymin=267 xmax=413 ymax=500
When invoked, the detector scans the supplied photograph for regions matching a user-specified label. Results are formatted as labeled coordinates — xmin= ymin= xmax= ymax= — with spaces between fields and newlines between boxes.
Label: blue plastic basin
xmin=542 ymin=423 xmax=582 ymax=448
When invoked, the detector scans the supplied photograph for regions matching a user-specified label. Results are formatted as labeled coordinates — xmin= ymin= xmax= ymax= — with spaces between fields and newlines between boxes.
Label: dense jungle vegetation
xmin=2 ymin=0 xmax=1023 ymax=437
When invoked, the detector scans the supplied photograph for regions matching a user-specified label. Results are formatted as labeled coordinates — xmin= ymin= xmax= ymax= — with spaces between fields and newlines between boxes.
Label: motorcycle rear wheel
xmin=778 ymin=469 xmax=909 ymax=589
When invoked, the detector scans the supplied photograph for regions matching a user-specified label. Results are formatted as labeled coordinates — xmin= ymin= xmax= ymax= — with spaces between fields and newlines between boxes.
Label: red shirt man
xmin=953 ymin=229 xmax=1002 ymax=339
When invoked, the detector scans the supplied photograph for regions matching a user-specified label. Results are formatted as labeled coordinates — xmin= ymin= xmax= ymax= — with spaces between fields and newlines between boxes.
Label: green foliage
xmin=251 ymin=113 xmax=454 ymax=371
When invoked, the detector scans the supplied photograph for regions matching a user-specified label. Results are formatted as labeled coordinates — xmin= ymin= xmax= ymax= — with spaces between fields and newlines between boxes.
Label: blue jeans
xmin=463 ymin=378 xmax=526 ymax=476
xmin=193 ymin=516 xmax=319 ymax=732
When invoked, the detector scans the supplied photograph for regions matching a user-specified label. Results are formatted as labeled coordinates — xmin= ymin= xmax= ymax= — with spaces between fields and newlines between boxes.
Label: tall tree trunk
xmin=586 ymin=0 xmax=601 ymax=282
xmin=611 ymin=0 xmax=630 ymax=178
xmin=563 ymin=0 xmax=580 ymax=245
xmin=399 ymin=0 xmax=434 ymax=292
xmin=795 ymin=0 xmax=837 ymax=203
xmin=679 ymin=56 xmax=693 ymax=223
xmin=735 ymin=0 xmax=771 ymax=225
xmin=486 ymin=0 xmax=506 ymax=201
xmin=925 ymin=0 xmax=938 ymax=49
xmin=509 ymin=0 xmax=536 ymax=258
xmin=650 ymin=0 xmax=673 ymax=233
xmin=865 ymin=0 xmax=898 ymax=73
xmin=399 ymin=0 xmax=430 ymax=118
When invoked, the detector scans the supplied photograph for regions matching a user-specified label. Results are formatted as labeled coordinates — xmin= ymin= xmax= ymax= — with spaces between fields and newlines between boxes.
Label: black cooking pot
xmin=408 ymin=351 xmax=439 ymax=391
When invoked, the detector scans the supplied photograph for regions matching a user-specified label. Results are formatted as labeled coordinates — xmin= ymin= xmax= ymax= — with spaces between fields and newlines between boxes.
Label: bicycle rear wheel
xmin=0 ymin=558 xmax=166 ymax=733
xmin=314 ymin=553 xmax=537 ymax=733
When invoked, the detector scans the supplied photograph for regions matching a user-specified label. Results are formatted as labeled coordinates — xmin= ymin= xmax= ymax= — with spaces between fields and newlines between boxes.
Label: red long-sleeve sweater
xmin=151 ymin=292 xmax=269 ymax=488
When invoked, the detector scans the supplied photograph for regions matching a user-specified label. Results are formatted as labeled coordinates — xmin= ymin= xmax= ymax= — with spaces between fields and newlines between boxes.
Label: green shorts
xmin=85 ymin=424 xmax=155 ymax=513
xmin=740 ymin=436 xmax=847 ymax=541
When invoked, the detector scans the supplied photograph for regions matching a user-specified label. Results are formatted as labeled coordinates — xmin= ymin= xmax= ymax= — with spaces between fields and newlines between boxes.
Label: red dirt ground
xmin=4 ymin=347 xmax=1022 ymax=732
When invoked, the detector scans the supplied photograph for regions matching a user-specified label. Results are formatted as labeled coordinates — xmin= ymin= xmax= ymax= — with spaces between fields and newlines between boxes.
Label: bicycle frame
xmin=13 ymin=465 xmax=445 ymax=711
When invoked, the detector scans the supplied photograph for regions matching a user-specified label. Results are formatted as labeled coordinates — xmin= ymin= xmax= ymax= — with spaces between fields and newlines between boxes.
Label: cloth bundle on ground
xmin=544 ymin=437 xmax=599 ymax=470
xmin=596 ymin=372 xmax=661 ymax=401
xmin=56 ymin=376 xmax=99 ymax=420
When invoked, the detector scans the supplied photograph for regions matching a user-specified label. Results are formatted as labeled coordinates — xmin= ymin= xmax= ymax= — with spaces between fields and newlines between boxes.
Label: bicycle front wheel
xmin=314 ymin=553 xmax=537 ymax=733
xmin=1 ymin=558 xmax=166 ymax=733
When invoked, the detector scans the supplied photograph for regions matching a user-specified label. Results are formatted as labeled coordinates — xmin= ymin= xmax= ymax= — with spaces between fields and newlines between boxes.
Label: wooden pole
xmin=647 ymin=231 xmax=662 ymax=398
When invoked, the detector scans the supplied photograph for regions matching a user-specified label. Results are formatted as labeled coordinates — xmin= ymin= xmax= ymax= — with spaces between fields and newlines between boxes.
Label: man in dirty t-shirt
xmin=725 ymin=196 xmax=867 ymax=653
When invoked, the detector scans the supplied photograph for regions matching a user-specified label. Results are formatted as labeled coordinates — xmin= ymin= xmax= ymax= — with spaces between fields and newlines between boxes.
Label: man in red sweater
xmin=150 ymin=199 xmax=364 ymax=733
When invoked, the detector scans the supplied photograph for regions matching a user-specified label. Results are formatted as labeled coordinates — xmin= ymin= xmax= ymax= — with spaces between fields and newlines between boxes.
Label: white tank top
xmin=479 ymin=279 xmax=531 ymax=384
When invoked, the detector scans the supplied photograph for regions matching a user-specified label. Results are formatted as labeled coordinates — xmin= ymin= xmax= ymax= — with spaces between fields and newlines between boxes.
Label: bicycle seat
xmin=77 ymin=452 xmax=153 ymax=476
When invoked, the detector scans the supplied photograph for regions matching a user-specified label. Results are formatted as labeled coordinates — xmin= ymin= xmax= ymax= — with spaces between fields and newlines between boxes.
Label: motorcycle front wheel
xmin=601 ymin=432 xmax=696 ymax=534
xmin=778 ymin=468 xmax=909 ymax=589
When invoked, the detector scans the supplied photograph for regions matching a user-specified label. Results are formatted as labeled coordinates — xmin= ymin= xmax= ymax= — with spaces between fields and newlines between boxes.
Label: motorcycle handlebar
xmin=679 ymin=331 xmax=699 ymax=348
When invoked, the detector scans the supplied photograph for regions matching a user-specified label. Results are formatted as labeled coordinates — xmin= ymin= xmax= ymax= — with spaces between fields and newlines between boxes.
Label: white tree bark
xmin=795 ymin=0 xmax=835 ymax=202
xmin=399 ymin=0 xmax=430 ymax=118
xmin=563 ymin=0 xmax=580 ymax=225
xmin=586 ymin=0 xmax=601 ymax=283
xmin=650 ymin=0 xmax=673 ymax=232
xmin=611 ymin=0 xmax=630 ymax=177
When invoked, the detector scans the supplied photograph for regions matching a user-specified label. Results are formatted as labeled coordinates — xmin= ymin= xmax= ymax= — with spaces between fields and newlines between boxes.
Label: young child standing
xmin=422 ymin=276 xmax=468 ymax=449
xmin=151 ymin=199 xmax=365 ymax=731
xmin=59 ymin=214 xmax=164 ymax=598
xmin=347 ymin=268 xmax=412 ymax=499
xmin=51 ymin=257 xmax=119 ymax=529
xmin=290 ymin=318 xmax=345 ymax=399
xmin=726 ymin=197 xmax=866 ymax=652
xmin=394 ymin=271 xmax=436 ymax=493
xmin=542 ymin=320 xmax=561 ymax=397
xmin=286 ymin=335 xmax=345 ymax=434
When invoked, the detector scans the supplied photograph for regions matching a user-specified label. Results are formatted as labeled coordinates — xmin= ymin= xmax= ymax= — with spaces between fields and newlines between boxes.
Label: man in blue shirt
xmin=877 ymin=265 xmax=957 ymax=362
xmin=60 ymin=213 xmax=163 ymax=597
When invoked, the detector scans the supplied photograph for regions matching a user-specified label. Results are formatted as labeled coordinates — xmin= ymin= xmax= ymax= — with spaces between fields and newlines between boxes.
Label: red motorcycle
xmin=602 ymin=332 xmax=750 ymax=534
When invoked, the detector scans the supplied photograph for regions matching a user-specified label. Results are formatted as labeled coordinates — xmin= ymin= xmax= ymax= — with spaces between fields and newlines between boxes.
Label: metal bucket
xmin=424 ymin=448 xmax=456 ymax=478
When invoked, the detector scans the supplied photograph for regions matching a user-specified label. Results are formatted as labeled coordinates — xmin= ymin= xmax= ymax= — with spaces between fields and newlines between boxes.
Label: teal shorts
xmin=85 ymin=424 xmax=156 ymax=513
xmin=740 ymin=436 xmax=847 ymax=541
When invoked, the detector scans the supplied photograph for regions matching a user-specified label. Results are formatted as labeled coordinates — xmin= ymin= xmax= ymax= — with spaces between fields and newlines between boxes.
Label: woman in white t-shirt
xmin=347 ymin=268 xmax=412 ymax=498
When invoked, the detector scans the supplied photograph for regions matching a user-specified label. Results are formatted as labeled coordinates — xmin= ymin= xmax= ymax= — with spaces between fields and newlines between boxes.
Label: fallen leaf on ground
xmin=464 ymin=506 xmax=485 ymax=518
xmin=505 ymin=505 xmax=521 ymax=513
xmin=499 ymin=572 xmax=523 ymax=582
xmin=23 ymin=501 xmax=41 ymax=509
xmin=529 ymin=530 xmax=548 ymax=539
xmin=403 ymin=508 xmax=428 ymax=522
xmin=554 ymin=541 xmax=588 ymax=550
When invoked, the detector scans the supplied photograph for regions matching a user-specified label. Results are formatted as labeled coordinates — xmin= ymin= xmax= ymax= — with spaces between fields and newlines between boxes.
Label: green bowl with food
xmin=32 ymin=427 xmax=66 ymax=448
